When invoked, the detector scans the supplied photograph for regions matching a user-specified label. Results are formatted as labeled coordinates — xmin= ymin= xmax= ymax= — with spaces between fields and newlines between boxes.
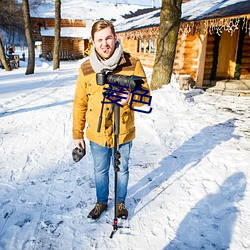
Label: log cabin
xmin=115 ymin=0 xmax=250 ymax=93
xmin=31 ymin=18 xmax=92 ymax=60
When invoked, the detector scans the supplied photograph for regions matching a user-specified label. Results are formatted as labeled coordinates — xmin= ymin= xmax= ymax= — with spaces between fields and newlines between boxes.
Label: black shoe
xmin=87 ymin=202 xmax=108 ymax=220
xmin=117 ymin=202 xmax=128 ymax=219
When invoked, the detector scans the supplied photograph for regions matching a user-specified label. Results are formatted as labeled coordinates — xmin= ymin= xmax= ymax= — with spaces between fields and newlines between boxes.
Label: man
xmin=72 ymin=20 xmax=150 ymax=220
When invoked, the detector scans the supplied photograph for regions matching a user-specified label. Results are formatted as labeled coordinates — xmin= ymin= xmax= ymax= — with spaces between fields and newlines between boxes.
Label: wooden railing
xmin=46 ymin=51 xmax=81 ymax=61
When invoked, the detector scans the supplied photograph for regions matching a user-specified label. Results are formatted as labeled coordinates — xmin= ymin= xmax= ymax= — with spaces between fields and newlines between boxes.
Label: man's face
xmin=93 ymin=27 xmax=117 ymax=60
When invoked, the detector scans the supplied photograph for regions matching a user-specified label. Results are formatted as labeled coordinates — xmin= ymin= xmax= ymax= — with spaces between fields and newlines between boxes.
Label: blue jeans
xmin=90 ymin=141 xmax=132 ymax=205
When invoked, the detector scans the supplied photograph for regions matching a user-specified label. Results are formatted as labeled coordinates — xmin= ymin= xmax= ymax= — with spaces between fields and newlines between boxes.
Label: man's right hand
xmin=74 ymin=139 xmax=85 ymax=149
xmin=72 ymin=139 xmax=86 ymax=162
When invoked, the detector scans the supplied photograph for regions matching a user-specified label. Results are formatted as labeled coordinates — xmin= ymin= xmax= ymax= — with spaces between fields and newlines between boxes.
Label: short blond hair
xmin=91 ymin=20 xmax=116 ymax=40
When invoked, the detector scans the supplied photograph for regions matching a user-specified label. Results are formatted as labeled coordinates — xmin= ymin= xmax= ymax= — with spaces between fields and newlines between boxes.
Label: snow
xmin=115 ymin=9 xmax=160 ymax=32
xmin=182 ymin=0 xmax=249 ymax=21
xmin=0 ymin=48 xmax=250 ymax=249
xmin=40 ymin=27 xmax=92 ymax=39
xmin=30 ymin=0 xmax=152 ymax=20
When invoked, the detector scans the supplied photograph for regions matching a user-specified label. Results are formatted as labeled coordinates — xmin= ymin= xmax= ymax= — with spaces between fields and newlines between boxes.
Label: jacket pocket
xmin=120 ymin=106 xmax=135 ymax=134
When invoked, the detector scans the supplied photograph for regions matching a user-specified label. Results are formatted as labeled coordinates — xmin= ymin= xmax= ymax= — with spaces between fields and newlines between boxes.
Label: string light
xmin=179 ymin=15 xmax=250 ymax=37
xmin=117 ymin=15 xmax=250 ymax=39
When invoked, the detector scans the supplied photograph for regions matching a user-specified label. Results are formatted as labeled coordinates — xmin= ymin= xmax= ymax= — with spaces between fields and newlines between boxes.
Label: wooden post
xmin=139 ymin=39 xmax=142 ymax=53
xmin=144 ymin=38 xmax=146 ymax=54
xmin=195 ymin=32 xmax=207 ymax=88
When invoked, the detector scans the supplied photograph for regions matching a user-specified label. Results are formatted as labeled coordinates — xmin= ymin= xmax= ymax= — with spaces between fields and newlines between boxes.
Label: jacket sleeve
xmin=72 ymin=68 xmax=88 ymax=140
xmin=129 ymin=59 xmax=151 ymax=108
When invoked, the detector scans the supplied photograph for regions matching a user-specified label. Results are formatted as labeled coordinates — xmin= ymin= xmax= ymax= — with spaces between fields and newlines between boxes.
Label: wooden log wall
xmin=120 ymin=31 xmax=200 ymax=77
xmin=120 ymin=38 xmax=156 ymax=68
xmin=173 ymin=34 xmax=185 ymax=75
xmin=61 ymin=38 xmax=74 ymax=52
xmin=41 ymin=37 xmax=53 ymax=58
xmin=173 ymin=34 xmax=199 ymax=80
xmin=41 ymin=37 xmax=86 ymax=58
xmin=72 ymin=38 xmax=88 ymax=56
xmin=32 ymin=18 xmax=86 ymax=29
xmin=134 ymin=53 xmax=156 ymax=68
xmin=120 ymin=39 xmax=137 ymax=54
xmin=183 ymin=35 xmax=198 ymax=79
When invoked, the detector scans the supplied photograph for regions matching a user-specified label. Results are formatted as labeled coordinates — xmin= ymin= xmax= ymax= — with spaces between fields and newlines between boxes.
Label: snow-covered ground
xmin=0 ymin=50 xmax=250 ymax=250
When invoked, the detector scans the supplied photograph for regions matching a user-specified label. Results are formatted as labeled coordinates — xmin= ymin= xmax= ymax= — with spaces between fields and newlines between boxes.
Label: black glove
xmin=72 ymin=146 xmax=86 ymax=162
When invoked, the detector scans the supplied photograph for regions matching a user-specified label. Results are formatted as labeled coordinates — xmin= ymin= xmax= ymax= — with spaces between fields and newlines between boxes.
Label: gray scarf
xmin=90 ymin=41 xmax=123 ymax=73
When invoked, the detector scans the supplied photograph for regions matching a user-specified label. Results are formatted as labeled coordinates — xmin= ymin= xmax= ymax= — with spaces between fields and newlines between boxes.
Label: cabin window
xmin=137 ymin=39 xmax=143 ymax=53
xmin=137 ymin=38 xmax=156 ymax=54
xmin=150 ymin=38 xmax=155 ymax=53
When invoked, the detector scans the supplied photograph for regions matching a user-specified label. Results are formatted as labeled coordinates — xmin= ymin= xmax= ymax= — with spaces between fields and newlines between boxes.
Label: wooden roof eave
xmin=179 ymin=14 xmax=250 ymax=36
xmin=117 ymin=13 xmax=250 ymax=40
xmin=116 ymin=25 xmax=160 ymax=39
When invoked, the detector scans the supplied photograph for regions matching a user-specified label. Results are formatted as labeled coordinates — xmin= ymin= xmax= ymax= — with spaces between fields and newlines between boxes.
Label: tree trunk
xmin=151 ymin=0 xmax=182 ymax=90
xmin=22 ymin=0 xmax=35 ymax=75
xmin=0 ymin=37 xmax=11 ymax=71
xmin=53 ymin=0 xmax=61 ymax=70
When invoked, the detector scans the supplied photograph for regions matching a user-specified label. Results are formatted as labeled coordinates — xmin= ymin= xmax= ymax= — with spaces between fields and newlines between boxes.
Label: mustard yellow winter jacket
xmin=72 ymin=52 xmax=150 ymax=148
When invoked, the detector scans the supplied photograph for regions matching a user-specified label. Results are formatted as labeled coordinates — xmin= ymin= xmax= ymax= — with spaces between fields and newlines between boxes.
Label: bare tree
xmin=0 ymin=37 xmax=11 ymax=71
xmin=0 ymin=0 xmax=23 ymax=71
xmin=53 ymin=0 xmax=61 ymax=70
xmin=0 ymin=0 xmax=24 ymax=38
xmin=151 ymin=0 xmax=182 ymax=90
xmin=22 ymin=0 xmax=35 ymax=75
xmin=29 ymin=0 xmax=47 ymax=8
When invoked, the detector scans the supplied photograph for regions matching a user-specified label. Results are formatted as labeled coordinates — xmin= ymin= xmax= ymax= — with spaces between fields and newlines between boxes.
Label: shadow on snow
xmin=128 ymin=118 xmax=243 ymax=248
xmin=164 ymin=172 xmax=247 ymax=249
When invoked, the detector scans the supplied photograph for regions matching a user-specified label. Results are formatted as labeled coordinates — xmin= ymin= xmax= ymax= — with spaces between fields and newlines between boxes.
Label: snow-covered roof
xmin=114 ymin=8 xmax=160 ymax=33
xmin=182 ymin=0 xmax=250 ymax=21
xmin=40 ymin=27 xmax=91 ymax=39
xmin=30 ymin=0 xmax=151 ymax=20
xmin=115 ymin=0 xmax=250 ymax=33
